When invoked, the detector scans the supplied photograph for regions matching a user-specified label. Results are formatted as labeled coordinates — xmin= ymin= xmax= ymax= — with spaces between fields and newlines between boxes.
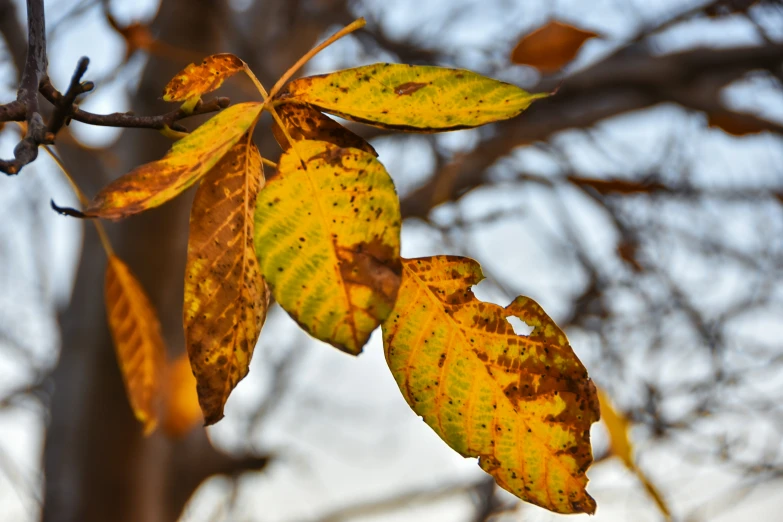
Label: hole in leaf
xmin=507 ymin=316 xmax=533 ymax=336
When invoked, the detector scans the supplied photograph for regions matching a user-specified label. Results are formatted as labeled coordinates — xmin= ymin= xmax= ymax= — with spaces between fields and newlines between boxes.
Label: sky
xmin=0 ymin=0 xmax=782 ymax=521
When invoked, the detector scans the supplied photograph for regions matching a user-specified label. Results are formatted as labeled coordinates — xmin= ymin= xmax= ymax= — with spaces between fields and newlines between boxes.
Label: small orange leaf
xmin=184 ymin=131 xmax=268 ymax=424
xmin=163 ymin=54 xmax=245 ymax=103
xmin=84 ymin=102 xmax=262 ymax=220
xmin=511 ymin=21 xmax=599 ymax=73
xmin=272 ymin=104 xmax=377 ymax=156
xmin=162 ymin=353 xmax=203 ymax=438
xmin=383 ymin=256 xmax=599 ymax=514
xmin=105 ymin=255 xmax=166 ymax=435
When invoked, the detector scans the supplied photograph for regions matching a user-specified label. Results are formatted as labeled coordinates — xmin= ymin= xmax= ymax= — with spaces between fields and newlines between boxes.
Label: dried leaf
xmin=511 ymin=21 xmax=599 ymax=73
xmin=383 ymin=256 xmax=599 ymax=514
xmin=273 ymin=63 xmax=546 ymax=132
xmin=254 ymin=140 xmax=401 ymax=354
xmin=163 ymin=54 xmax=245 ymax=102
xmin=184 ymin=131 xmax=268 ymax=425
xmin=272 ymin=103 xmax=377 ymax=156
xmin=162 ymin=353 xmax=203 ymax=438
xmin=707 ymin=110 xmax=772 ymax=136
xmin=598 ymin=389 xmax=671 ymax=520
xmin=84 ymin=102 xmax=263 ymax=220
xmin=105 ymin=255 xmax=166 ymax=435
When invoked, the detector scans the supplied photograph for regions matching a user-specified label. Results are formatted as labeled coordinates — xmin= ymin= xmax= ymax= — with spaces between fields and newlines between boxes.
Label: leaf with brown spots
xmin=511 ymin=21 xmax=599 ymax=73
xmin=163 ymin=53 xmax=245 ymax=103
xmin=382 ymin=256 xmax=599 ymax=514
xmin=273 ymin=63 xmax=547 ymax=132
xmin=105 ymin=255 xmax=166 ymax=435
xmin=254 ymin=140 xmax=401 ymax=354
xmin=184 ymin=131 xmax=268 ymax=425
xmin=84 ymin=102 xmax=263 ymax=220
xmin=272 ymin=103 xmax=377 ymax=156
xmin=162 ymin=353 xmax=203 ymax=438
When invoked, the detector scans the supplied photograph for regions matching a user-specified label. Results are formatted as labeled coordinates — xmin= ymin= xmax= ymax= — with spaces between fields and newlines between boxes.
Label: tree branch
xmin=0 ymin=0 xmax=50 ymax=175
xmin=400 ymin=43 xmax=783 ymax=220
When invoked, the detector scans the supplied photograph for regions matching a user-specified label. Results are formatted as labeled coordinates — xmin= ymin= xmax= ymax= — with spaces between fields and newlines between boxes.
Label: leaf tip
xmin=51 ymin=199 xmax=86 ymax=218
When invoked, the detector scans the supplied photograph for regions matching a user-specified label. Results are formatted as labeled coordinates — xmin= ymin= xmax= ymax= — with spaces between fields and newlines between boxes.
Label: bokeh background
xmin=0 ymin=0 xmax=781 ymax=521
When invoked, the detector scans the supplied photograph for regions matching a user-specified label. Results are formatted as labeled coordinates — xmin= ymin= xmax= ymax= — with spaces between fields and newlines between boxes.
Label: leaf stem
xmin=267 ymin=18 xmax=366 ymax=101
xmin=43 ymin=145 xmax=115 ymax=257
xmin=260 ymin=157 xmax=277 ymax=169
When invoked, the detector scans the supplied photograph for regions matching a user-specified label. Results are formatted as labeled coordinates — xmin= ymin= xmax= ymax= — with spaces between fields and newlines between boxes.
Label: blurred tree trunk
xmin=39 ymin=0 xmax=356 ymax=520
xmin=42 ymin=2 xmax=244 ymax=522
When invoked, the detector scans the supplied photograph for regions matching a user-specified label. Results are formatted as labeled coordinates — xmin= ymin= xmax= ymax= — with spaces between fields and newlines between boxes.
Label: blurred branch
xmin=400 ymin=42 xmax=783 ymax=220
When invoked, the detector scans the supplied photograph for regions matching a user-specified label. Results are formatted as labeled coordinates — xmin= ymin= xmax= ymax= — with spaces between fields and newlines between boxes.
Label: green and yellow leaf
xmin=382 ymin=256 xmax=599 ymax=514
xmin=163 ymin=53 xmax=245 ymax=103
xmin=273 ymin=63 xmax=546 ymax=132
xmin=184 ymin=131 xmax=268 ymax=425
xmin=162 ymin=353 xmax=203 ymax=438
xmin=105 ymin=255 xmax=167 ymax=435
xmin=272 ymin=103 xmax=377 ymax=156
xmin=254 ymin=140 xmax=401 ymax=354
xmin=84 ymin=102 xmax=263 ymax=220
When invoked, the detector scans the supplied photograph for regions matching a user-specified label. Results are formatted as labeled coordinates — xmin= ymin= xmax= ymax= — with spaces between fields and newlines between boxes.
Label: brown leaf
xmin=105 ymin=255 xmax=166 ymax=435
xmin=707 ymin=110 xmax=773 ymax=136
xmin=184 ymin=131 xmax=268 ymax=425
xmin=272 ymin=104 xmax=377 ymax=156
xmin=568 ymin=175 xmax=668 ymax=195
xmin=511 ymin=21 xmax=599 ymax=73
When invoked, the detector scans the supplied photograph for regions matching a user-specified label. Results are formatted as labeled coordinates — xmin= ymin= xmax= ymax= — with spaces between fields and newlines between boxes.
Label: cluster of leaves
xmin=70 ymin=21 xmax=601 ymax=515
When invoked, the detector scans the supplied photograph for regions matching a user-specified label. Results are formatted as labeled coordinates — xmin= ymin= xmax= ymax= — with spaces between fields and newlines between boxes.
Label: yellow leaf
xmin=382 ymin=256 xmax=599 ymax=514
xmin=184 ymin=131 xmax=268 ymax=425
xmin=162 ymin=53 xmax=245 ymax=102
xmin=511 ymin=21 xmax=599 ymax=73
xmin=273 ymin=64 xmax=547 ymax=132
xmin=272 ymin=103 xmax=377 ymax=156
xmin=254 ymin=140 xmax=401 ymax=354
xmin=84 ymin=102 xmax=263 ymax=220
xmin=598 ymin=389 xmax=672 ymax=520
xmin=105 ymin=255 xmax=167 ymax=435
xmin=162 ymin=353 xmax=203 ymax=438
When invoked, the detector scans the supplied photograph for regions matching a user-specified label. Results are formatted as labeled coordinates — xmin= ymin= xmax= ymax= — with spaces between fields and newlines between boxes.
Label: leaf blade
xmin=511 ymin=21 xmax=599 ymax=73
xmin=272 ymin=104 xmax=377 ymax=156
xmin=184 ymin=131 xmax=268 ymax=425
xmin=274 ymin=64 xmax=546 ymax=132
xmin=84 ymin=102 xmax=263 ymax=220
xmin=382 ymin=256 xmax=599 ymax=514
xmin=163 ymin=53 xmax=245 ymax=102
xmin=162 ymin=353 xmax=203 ymax=438
xmin=254 ymin=140 xmax=401 ymax=354
xmin=105 ymin=255 xmax=167 ymax=435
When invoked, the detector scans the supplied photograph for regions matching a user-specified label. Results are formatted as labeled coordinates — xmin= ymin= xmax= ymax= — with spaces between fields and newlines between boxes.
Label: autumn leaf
xmin=272 ymin=103 xmax=377 ymax=156
xmin=254 ymin=140 xmax=401 ymax=354
xmin=84 ymin=102 xmax=263 ymax=220
xmin=163 ymin=53 xmax=245 ymax=103
xmin=707 ymin=110 xmax=773 ymax=136
xmin=511 ymin=21 xmax=599 ymax=73
xmin=184 ymin=131 xmax=268 ymax=425
xmin=598 ymin=389 xmax=671 ymax=520
xmin=105 ymin=255 xmax=167 ymax=435
xmin=162 ymin=353 xmax=203 ymax=438
xmin=382 ymin=256 xmax=599 ymax=514
xmin=273 ymin=63 xmax=546 ymax=132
